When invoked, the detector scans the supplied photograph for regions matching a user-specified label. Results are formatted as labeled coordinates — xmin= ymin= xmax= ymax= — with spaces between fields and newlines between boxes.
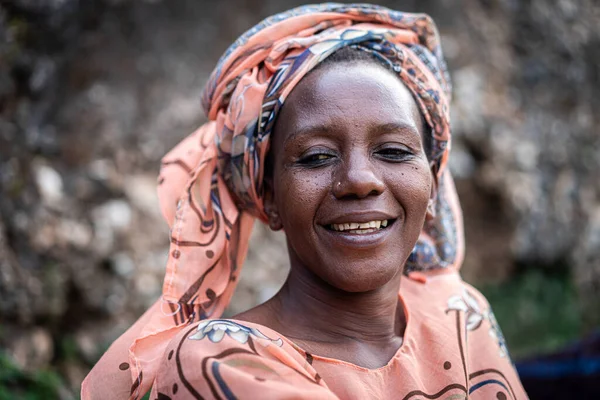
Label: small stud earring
xmin=266 ymin=208 xmax=283 ymax=231
xmin=426 ymin=200 xmax=436 ymax=220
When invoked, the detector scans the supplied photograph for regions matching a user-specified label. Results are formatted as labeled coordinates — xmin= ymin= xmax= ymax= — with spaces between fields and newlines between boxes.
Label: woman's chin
xmin=321 ymin=263 xmax=403 ymax=293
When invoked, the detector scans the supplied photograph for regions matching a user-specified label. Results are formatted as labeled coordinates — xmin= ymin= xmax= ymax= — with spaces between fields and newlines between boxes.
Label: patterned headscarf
xmin=130 ymin=4 xmax=464 ymax=398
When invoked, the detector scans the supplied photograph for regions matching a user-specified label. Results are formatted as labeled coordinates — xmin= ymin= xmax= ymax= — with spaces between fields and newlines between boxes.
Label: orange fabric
xmin=149 ymin=272 xmax=528 ymax=399
xmin=81 ymin=4 xmax=525 ymax=399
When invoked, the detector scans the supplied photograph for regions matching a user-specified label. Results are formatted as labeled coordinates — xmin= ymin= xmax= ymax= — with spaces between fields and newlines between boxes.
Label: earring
xmin=426 ymin=199 xmax=436 ymax=221
xmin=268 ymin=214 xmax=281 ymax=230
xmin=265 ymin=207 xmax=283 ymax=231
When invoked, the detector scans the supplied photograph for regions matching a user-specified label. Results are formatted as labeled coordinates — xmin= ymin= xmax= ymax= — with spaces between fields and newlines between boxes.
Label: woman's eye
xmin=298 ymin=153 xmax=335 ymax=165
xmin=377 ymin=147 xmax=412 ymax=161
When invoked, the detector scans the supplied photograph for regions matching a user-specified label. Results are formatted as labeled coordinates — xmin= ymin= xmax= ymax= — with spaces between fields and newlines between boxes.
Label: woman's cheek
xmin=276 ymin=169 xmax=330 ymax=227
xmin=390 ymin=165 xmax=432 ymax=214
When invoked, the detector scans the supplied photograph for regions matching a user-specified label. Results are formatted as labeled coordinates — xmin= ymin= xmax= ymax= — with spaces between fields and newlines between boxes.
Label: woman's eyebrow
xmin=370 ymin=122 xmax=420 ymax=136
xmin=283 ymin=124 xmax=338 ymax=145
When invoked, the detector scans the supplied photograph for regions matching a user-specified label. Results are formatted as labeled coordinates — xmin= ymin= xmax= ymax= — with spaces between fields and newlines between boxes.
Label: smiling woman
xmin=81 ymin=3 xmax=528 ymax=400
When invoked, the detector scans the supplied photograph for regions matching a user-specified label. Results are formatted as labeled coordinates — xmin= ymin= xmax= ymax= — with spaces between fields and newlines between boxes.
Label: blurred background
xmin=0 ymin=0 xmax=599 ymax=398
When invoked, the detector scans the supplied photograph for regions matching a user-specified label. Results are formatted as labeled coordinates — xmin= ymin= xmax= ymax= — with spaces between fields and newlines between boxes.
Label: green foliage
xmin=0 ymin=353 xmax=63 ymax=400
xmin=480 ymin=269 xmax=583 ymax=360
xmin=58 ymin=337 xmax=79 ymax=363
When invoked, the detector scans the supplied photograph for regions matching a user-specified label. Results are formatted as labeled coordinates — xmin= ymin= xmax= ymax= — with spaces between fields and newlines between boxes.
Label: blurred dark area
xmin=0 ymin=0 xmax=599 ymax=398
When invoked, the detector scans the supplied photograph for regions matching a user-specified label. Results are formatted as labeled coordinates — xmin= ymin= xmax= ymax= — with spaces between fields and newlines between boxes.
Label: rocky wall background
xmin=0 ymin=0 xmax=598 ymax=398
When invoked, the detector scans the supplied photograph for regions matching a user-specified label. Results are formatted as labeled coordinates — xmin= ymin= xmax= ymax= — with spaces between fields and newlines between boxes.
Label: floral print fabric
xmin=149 ymin=273 xmax=528 ymax=399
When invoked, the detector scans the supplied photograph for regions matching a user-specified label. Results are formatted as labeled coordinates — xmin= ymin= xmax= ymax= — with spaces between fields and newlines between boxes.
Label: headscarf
xmin=129 ymin=4 xmax=464 ymax=398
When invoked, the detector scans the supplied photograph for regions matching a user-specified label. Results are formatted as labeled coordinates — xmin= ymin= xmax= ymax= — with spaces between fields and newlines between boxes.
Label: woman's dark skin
xmin=236 ymin=60 xmax=437 ymax=369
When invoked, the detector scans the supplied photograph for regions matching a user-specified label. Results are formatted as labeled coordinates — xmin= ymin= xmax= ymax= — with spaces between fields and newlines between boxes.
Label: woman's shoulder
xmin=162 ymin=318 xmax=296 ymax=362
xmin=153 ymin=318 xmax=335 ymax=399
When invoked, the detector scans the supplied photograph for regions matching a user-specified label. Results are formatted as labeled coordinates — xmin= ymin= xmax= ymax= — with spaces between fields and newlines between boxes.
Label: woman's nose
xmin=332 ymin=151 xmax=385 ymax=199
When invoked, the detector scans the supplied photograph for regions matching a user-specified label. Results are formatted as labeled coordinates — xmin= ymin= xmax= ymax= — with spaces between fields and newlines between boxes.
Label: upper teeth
xmin=331 ymin=220 xmax=388 ymax=231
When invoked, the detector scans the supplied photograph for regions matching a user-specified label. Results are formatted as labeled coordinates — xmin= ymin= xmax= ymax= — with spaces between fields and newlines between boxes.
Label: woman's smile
xmin=318 ymin=212 xmax=399 ymax=248
xmin=318 ymin=217 xmax=398 ymax=249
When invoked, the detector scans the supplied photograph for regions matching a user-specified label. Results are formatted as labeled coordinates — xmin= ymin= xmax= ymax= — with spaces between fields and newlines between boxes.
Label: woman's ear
xmin=426 ymin=169 xmax=439 ymax=221
xmin=263 ymin=175 xmax=283 ymax=231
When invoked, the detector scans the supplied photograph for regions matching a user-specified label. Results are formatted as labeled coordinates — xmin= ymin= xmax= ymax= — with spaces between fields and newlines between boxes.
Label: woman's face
xmin=268 ymin=62 xmax=433 ymax=293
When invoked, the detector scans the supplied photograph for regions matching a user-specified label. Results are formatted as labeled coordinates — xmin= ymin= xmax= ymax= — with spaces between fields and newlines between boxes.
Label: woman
xmin=82 ymin=4 xmax=528 ymax=399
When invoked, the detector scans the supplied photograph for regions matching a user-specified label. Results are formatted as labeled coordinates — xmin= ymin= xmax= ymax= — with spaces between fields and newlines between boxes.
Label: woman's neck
xmin=269 ymin=262 xmax=405 ymax=345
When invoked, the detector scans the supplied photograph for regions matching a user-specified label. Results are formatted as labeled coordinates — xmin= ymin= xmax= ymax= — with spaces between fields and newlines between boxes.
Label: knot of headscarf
xmin=128 ymin=4 xmax=464 ymax=398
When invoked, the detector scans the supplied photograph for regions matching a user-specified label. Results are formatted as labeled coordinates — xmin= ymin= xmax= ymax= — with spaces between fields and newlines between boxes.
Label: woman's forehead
xmin=275 ymin=62 xmax=423 ymax=141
